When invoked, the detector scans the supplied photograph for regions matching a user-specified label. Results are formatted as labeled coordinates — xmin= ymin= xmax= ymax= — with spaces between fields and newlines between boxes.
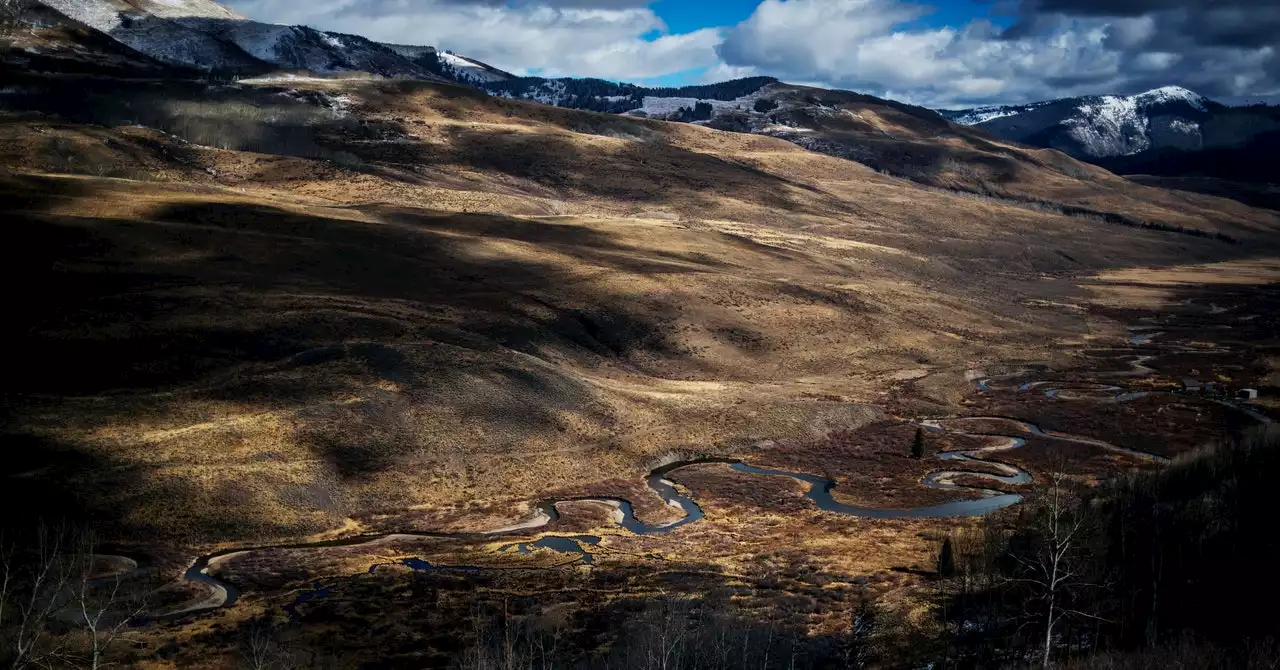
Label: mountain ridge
xmin=941 ymin=86 xmax=1280 ymax=188
xmin=11 ymin=0 xmax=1279 ymax=197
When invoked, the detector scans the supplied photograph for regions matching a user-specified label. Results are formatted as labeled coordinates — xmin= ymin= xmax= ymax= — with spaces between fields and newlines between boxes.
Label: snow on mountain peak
xmin=1133 ymin=86 xmax=1207 ymax=111
xmin=135 ymin=0 xmax=245 ymax=20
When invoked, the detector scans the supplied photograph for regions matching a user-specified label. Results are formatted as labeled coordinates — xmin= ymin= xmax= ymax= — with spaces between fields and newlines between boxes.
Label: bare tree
xmin=68 ymin=531 xmax=149 ymax=670
xmin=1004 ymin=473 xmax=1106 ymax=668
xmin=2 ymin=524 xmax=148 ymax=670
xmin=841 ymin=600 xmax=876 ymax=669
xmin=239 ymin=616 xmax=297 ymax=670
xmin=1 ymin=524 xmax=77 ymax=669
xmin=631 ymin=597 xmax=694 ymax=670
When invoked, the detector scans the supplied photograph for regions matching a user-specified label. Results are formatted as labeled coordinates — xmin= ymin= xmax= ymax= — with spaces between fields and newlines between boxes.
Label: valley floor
xmin=3 ymin=75 xmax=1280 ymax=668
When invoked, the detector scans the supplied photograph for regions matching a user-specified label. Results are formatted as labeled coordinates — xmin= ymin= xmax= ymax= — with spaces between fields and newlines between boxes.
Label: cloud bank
xmin=224 ymin=0 xmax=1280 ymax=106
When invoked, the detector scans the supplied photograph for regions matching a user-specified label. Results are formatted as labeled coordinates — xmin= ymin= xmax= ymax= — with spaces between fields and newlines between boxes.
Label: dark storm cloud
xmin=1015 ymin=0 xmax=1280 ymax=49
xmin=1005 ymin=0 xmax=1280 ymax=102
xmin=1026 ymin=0 xmax=1276 ymax=17
xmin=716 ymin=0 xmax=1279 ymax=106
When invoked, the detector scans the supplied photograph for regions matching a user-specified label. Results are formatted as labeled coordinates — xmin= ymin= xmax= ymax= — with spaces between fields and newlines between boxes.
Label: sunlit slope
xmin=3 ymin=76 xmax=1278 ymax=549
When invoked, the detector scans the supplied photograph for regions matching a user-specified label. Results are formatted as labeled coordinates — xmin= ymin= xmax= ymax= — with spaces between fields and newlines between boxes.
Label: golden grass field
xmin=4 ymin=73 xmax=1280 ymax=666
xmin=5 ymin=76 xmax=1279 ymax=548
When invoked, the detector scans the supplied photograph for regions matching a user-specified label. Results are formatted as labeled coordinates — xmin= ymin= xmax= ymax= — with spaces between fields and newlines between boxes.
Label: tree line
xmin=480 ymin=76 xmax=780 ymax=115
xmin=932 ymin=425 xmax=1280 ymax=668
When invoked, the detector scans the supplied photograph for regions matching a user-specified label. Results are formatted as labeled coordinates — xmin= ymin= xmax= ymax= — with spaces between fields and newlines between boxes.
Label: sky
xmin=223 ymin=0 xmax=1280 ymax=108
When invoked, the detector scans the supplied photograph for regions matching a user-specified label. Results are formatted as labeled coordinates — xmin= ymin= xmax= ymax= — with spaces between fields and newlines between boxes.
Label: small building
xmin=1182 ymin=378 xmax=1203 ymax=393
xmin=1239 ymin=388 xmax=1259 ymax=401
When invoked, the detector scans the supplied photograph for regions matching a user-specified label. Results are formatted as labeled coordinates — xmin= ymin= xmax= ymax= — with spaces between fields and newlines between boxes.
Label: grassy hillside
xmin=3 ymin=73 xmax=1279 ymax=552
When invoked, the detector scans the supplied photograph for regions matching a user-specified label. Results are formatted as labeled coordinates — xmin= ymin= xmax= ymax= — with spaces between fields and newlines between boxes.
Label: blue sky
xmin=649 ymin=0 xmax=760 ymax=36
xmin=636 ymin=0 xmax=1019 ymax=89
xmin=652 ymin=0 xmax=1011 ymax=36
xmin=228 ymin=0 xmax=1280 ymax=107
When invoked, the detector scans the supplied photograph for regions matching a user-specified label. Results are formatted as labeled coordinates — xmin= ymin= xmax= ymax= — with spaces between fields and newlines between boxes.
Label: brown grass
xmin=3 ymin=78 xmax=1280 ymax=666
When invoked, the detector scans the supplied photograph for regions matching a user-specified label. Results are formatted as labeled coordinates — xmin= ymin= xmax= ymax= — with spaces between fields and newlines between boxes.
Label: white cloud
xmin=696 ymin=62 xmax=761 ymax=84
xmin=716 ymin=0 xmax=1279 ymax=106
xmin=225 ymin=0 xmax=1280 ymax=106
xmin=223 ymin=0 xmax=722 ymax=80
xmin=1132 ymin=51 xmax=1181 ymax=71
xmin=718 ymin=0 xmax=1119 ymax=106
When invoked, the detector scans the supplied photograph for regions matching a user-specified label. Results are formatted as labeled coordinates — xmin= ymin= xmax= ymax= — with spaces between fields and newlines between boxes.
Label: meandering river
xmin=127 ymin=321 xmax=1268 ymax=620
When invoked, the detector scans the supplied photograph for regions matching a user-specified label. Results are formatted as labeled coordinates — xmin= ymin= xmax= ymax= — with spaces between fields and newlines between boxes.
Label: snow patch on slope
xmin=38 ymin=0 xmax=124 ymax=32
xmin=439 ymin=51 xmax=508 ymax=83
xmin=947 ymin=101 xmax=1050 ymax=126
xmin=1065 ymin=95 xmax=1149 ymax=156
xmin=36 ymin=0 xmax=265 ymax=70
xmin=630 ymin=93 xmax=762 ymax=118
xmin=136 ymin=0 xmax=243 ymax=20
xmin=948 ymin=85 xmax=1213 ymax=158
xmin=949 ymin=107 xmax=1018 ymax=125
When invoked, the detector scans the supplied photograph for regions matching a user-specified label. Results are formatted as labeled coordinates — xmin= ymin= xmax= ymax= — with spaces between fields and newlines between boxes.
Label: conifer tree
xmin=912 ymin=427 xmax=926 ymax=459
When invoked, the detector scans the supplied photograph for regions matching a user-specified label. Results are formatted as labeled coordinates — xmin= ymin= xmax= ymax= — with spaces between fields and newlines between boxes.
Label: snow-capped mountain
xmin=942 ymin=86 xmax=1224 ymax=159
xmin=25 ymin=0 xmax=494 ymax=81
xmin=942 ymin=87 xmax=1280 ymax=184
xmin=36 ymin=0 xmax=266 ymax=71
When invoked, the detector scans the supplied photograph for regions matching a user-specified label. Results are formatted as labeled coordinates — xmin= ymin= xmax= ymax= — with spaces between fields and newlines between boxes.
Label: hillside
xmin=476 ymin=72 xmax=1280 ymax=216
xmin=4 ymin=67 xmax=1279 ymax=546
xmin=18 ymin=0 xmax=1278 ymax=210
xmin=6 ymin=3 xmax=1280 ymax=665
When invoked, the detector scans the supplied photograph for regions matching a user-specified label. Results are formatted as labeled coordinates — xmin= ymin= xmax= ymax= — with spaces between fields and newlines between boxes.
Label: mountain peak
xmin=131 ymin=0 xmax=245 ymax=20
xmin=1132 ymin=86 xmax=1207 ymax=111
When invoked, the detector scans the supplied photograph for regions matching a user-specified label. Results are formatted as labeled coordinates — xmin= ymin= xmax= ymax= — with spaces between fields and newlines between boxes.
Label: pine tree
xmin=937 ymin=537 xmax=955 ymax=577
xmin=754 ymin=98 xmax=778 ymax=113
xmin=911 ymin=427 xmax=925 ymax=459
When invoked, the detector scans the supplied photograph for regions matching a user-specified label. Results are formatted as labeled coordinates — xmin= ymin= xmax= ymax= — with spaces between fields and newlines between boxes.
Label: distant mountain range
xmin=942 ymin=87 xmax=1280 ymax=184
xmin=8 ymin=0 xmax=1279 ymax=192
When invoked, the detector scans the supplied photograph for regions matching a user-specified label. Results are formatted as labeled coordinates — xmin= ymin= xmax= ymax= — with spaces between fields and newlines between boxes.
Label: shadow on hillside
xmin=0 ymin=432 xmax=269 ymax=544
xmin=2 ymin=180 xmax=718 ymax=393
xmin=0 ymin=74 xmax=392 ymax=166
xmin=439 ymin=126 xmax=836 ymax=214
xmin=1 ymin=74 xmax=854 ymax=217
xmin=1126 ymin=174 xmax=1280 ymax=212
xmin=0 ymin=175 xmax=777 ymax=533
xmin=0 ymin=433 xmax=114 ymax=530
